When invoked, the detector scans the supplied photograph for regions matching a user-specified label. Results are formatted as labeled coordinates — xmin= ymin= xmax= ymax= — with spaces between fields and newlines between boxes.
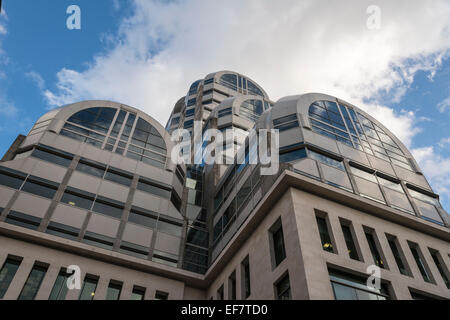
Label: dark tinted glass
xmin=92 ymin=200 xmax=124 ymax=219
xmin=21 ymin=180 xmax=58 ymax=199
xmin=18 ymin=264 xmax=48 ymax=300
xmin=49 ymin=269 xmax=71 ymax=300
xmin=31 ymin=148 xmax=72 ymax=167
xmin=0 ymin=172 xmax=25 ymax=189
xmin=79 ymin=276 xmax=98 ymax=300
xmin=104 ymin=169 xmax=132 ymax=186
xmin=316 ymin=217 xmax=333 ymax=252
xmin=61 ymin=191 xmax=94 ymax=210
xmin=0 ymin=257 xmax=22 ymax=298
xmin=106 ymin=281 xmax=122 ymax=300
xmin=341 ymin=225 xmax=359 ymax=260
xmin=273 ymin=226 xmax=286 ymax=266
xmin=76 ymin=160 xmax=105 ymax=177
xmin=276 ymin=274 xmax=291 ymax=300
xmin=137 ymin=179 xmax=171 ymax=198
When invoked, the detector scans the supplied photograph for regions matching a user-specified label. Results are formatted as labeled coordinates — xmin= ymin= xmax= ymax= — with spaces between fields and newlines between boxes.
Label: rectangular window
xmin=131 ymin=286 xmax=146 ymax=300
xmin=340 ymin=221 xmax=360 ymax=261
xmin=31 ymin=147 xmax=73 ymax=167
xmin=429 ymin=249 xmax=450 ymax=289
xmin=157 ymin=217 xmax=183 ymax=237
xmin=49 ymin=268 xmax=72 ymax=300
xmin=386 ymin=235 xmax=410 ymax=276
xmin=106 ymin=280 xmax=123 ymax=300
xmin=217 ymin=285 xmax=224 ymax=300
xmin=273 ymin=114 xmax=299 ymax=132
xmin=104 ymin=168 xmax=133 ymax=187
xmin=5 ymin=211 xmax=42 ymax=230
xmin=241 ymin=256 xmax=251 ymax=299
xmin=364 ymin=229 xmax=386 ymax=269
xmin=155 ymin=291 xmax=168 ymax=300
xmin=119 ymin=241 xmax=150 ymax=259
xmin=228 ymin=271 xmax=236 ymax=300
xmin=61 ymin=188 xmax=95 ymax=210
xmin=83 ymin=231 xmax=114 ymax=250
xmin=275 ymin=273 xmax=291 ymax=300
xmin=329 ymin=268 xmax=390 ymax=300
xmin=137 ymin=178 xmax=171 ymax=199
xmin=309 ymin=150 xmax=345 ymax=171
xmin=279 ymin=148 xmax=307 ymax=163
xmin=0 ymin=168 xmax=26 ymax=189
xmin=46 ymin=222 xmax=80 ymax=241
xmin=315 ymin=214 xmax=335 ymax=253
xmin=76 ymin=159 xmax=106 ymax=178
xmin=0 ymin=256 xmax=23 ymax=298
xmin=18 ymin=263 xmax=49 ymax=300
xmin=79 ymin=275 xmax=99 ymax=300
xmin=92 ymin=196 xmax=125 ymax=219
xmin=21 ymin=176 xmax=58 ymax=199
xmin=270 ymin=219 xmax=287 ymax=267
xmin=408 ymin=242 xmax=433 ymax=283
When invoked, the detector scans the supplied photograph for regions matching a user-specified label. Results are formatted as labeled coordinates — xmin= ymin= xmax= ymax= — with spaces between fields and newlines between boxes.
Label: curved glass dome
xmin=60 ymin=107 xmax=167 ymax=168
xmin=308 ymin=100 xmax=412 ymax=171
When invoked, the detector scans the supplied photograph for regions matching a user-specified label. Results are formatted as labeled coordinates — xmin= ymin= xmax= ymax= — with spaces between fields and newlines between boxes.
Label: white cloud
xmin=412 ymin=146 xmax=450 ymax=204
xmin=0 ymin=91 xmax=18 ymax=117
xmin=43 ymin=0 xmax=450 ymax=148
xmin=26 ymin=71 xmax=46 ymax=90
xmin=437 ymin=96 xmax=450 ymax=113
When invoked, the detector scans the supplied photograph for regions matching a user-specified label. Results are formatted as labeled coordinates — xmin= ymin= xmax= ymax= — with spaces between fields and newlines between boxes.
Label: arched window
xmin=308 ymin=101 xmax=412 ymax=170
xmin=239 ymin=99 xmax=264 ymax=122
xmin=219 ymin=74 xmax=238 ymax=91
xmin=246 ymin=80 xmax=264 ymax=97
xmin=60 ymin=107 xmax=117 ymax=147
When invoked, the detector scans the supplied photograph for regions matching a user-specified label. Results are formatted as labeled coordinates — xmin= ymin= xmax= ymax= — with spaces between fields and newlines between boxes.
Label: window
xmin=228 ymin=272 xmax=236 ymax=300
xmin=408 ymin=242 xmax=433 ymax=283
xmin=18 ymin=263 xmax=48 ymax=300
xmin=46 ymin=222 xmax=80 ymax=241
xmin=279 ymin=148 xmax=307 ymax=163
xmin=49 ymin=268 xmax=72 ymax=300
xmin=315 ymin=215 xmax=334 ymax=253
xmin=21 ymin=176 xmax=58 ymax=199
xmin=61 ymin=188 xmax=95 ymax=210
xmin=92 ymin=197 xmax=125 ymax=219
xmin=120 ymin=241 xmax=150 ymax=259
xmin=364 ymin=230 xmax=386 ymax=269
xmin=184 ymin=119 xmax=194 ymax=129
xmin=270 ymin=219 xmax=287 ymax=267
xmin=67 ymin=107 xmax=116 ymax=134
xmin=83 ymin=232 xmax=114 ymax=250
xmin=329 ymin=268 xmax=390 ymax=300
xmin=31 ymin=147 xmax=73 ymax=167
xmin=241 ymin=256 xmax=251 ymax=299
xmin=219 ymin=74 xmax=238 ymax=91
xmin=131 ymin=286 xmax=146 ymax=300
xmin=429 ymin=249 xmax=450 ymax=289
xmin=386 ymin=235 xmax=409 ymax=276
xmin=0 ymin=168 xmax=25 ymax=189
xmin=273 ymin=114 xmax=299 ymax=132
xmin=340 ymin=221 xmax=360 ymax=261
xmin=0 ymin=256 xmax=23 ymax=298
xmin=239 ymin=100 xmax=264 ymax=122
xmin=157 ymin=217 xmax=183 ymax=237
xmin=106 ymin=280 xmax=123 ymax=300
xmin=275 ymin=273 xmax=291 ymax=300
xmin=155 ymin=291 xmax=169 ymax=300
xmin=217 ymin=285 xmax=224 ymax=300
xmin=128 ymin=207 xmax=158 ymax=229
xmin=308 ymin=150 xmax=345 ymax=171
xmin=104 ymin=168 xmax=133 ymax=187
xmin=218 ymin=107 xmax=233 ymax=117
xmin=76 ymin=159 xmax=105 ymax=178
xmin=137 ymin=178 xmax=171 ymax=199
xmin=5 ymin=211 xmax=42 ymax=230
xmin=185 ymin=108 xmax=195 ymax=117
xmin=79 ymin=275 xmax=99 ymax=300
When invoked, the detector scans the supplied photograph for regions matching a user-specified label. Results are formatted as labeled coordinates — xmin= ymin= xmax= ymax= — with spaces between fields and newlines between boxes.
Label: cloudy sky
xmin=0 ymin=0 xmax=449 ymax=208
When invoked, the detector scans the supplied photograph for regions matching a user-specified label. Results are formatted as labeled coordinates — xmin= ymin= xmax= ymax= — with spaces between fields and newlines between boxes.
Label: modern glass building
xmin=0 ymin=72 xmax=449 ymax=300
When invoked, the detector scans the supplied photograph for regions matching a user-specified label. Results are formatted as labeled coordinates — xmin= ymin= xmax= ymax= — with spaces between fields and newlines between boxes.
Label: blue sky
xmin=0 ymin=0 xmax=449 ymax=209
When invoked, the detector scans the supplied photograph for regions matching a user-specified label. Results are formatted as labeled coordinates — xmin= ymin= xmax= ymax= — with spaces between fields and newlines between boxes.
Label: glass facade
xmin=0 ymin=257 xmax=22 ymax=299
xmin=18 ymin=264 xmax=48 ymax=300
xmin=329 ymin=269 xmax=390 ymax=300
